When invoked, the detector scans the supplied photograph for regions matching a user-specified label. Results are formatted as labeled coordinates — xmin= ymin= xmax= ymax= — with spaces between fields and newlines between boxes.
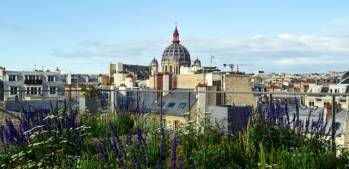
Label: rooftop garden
xmin=0 ymin=101 xmax=348 ymax=169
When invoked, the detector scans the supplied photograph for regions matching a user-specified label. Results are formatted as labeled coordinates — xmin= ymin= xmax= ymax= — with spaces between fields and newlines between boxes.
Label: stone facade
xmin=224 ymin=74 xmax=256 ymax=107
xmin=174 ymin=74 xmax=205 ymax=89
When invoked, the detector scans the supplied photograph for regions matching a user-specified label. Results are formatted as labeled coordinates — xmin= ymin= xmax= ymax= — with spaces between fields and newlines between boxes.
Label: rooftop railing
xmin=2 ymin=88 xmax=349 ymax=152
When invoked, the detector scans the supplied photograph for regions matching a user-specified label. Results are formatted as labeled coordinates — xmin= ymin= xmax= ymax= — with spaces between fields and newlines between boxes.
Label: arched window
xmin=165 ymin=66 xmax=168 ymax=72
xmin=170 ymin=66 xmax=173 ymax=73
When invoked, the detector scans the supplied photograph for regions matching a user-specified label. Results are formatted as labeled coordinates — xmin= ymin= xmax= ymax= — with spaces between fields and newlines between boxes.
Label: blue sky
xmin=1 ymin=0 xmax=349 ymax=74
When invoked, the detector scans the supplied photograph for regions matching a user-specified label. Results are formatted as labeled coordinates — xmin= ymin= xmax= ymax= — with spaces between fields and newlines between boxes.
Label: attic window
xmin=167 ymin=102 xmax=176 ymax=108
xmin=178 ymin=103 xmax=186 ymax=108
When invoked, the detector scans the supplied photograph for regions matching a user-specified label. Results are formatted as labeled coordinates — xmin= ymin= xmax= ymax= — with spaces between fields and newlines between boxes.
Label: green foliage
xmin=114 ymin=113 xmax=134 ymax=135
xmin=83 ymin=112 xmax=135 ymax=138
xmin=1 ymin=109 xmax=348 ymax=169
xmin=81 ymin=85 xmax=98 ymax=98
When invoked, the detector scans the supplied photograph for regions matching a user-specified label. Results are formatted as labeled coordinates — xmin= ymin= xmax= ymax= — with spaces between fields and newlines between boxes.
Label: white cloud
xmin=51 ymin=31 xmax=349 ymax=73
xmin=332 ymin=18 xmax=349 ymax=25
xmin=272 ymin=56 xmax=342 ymax=66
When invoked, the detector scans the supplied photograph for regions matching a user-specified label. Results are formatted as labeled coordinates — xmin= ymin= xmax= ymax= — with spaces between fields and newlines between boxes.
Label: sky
xmin=1 ymin=0 xmax=349 ymax=74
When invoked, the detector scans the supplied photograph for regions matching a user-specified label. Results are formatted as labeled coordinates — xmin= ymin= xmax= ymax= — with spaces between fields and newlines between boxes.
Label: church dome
xmin=161 ymin=26 xmax=191 ymax=66
xmin=193 ymin=57 xmax=201 ymax=66
xmin=339 ymin=71 xmax=349 ymax=84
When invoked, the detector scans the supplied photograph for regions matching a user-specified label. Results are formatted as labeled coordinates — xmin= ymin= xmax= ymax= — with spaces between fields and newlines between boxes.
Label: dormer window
xmin=9 ymin=75 xmax=16 ymax=81
xmin=48 ymin=75 xmax=55 ymax=82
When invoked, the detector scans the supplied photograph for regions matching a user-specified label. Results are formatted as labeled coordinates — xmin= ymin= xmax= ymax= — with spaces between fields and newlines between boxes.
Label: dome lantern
xmin=161 ymin=26 xmax=191 ymax=71
xmin=172 ymin=26 xmax=180 ymax=44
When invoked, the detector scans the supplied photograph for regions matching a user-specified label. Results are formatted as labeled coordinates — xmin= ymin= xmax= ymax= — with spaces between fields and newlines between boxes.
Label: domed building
xmin=339 ymin=71 xmax=349 ymax=84
xmin=161 ymin=26 xmax=191 ymax=74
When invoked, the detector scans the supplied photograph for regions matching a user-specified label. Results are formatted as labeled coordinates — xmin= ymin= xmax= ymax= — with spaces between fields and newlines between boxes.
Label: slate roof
xmin=148 ymin=89 xmax=197 ymax=116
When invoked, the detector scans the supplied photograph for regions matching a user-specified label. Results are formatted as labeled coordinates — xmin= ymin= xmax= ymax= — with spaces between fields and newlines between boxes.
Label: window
xmin=26 ymin=87 xmax=30 ymax=95
xmin=24 ymin=75 xmax=42 ymax=84
xmin=167 ymin=102 xmax=176 ymax=108
xmin=50 ymin=87 xmax=57 ymax=95
xmin=26 ymin=87 xmax=40 ymax=95
xmin=48 ymin=75 xmax=55 ymax=82
xmin=9 ymin=75 xmax=16 ymax=81
xmin=10 ymin=87 xmax=18 ymax=95
xmin=178 ymin=103 xmax=186 ymax=108
xmin=38 ymin=87 xmax=42 ymax=95
xmin=174 ymin=120 xmax=180 ymax=130
xmin=309 ymin=101 xmax=315 ymax=106
xmin=30 ymin=87 xmax=37 ymax=95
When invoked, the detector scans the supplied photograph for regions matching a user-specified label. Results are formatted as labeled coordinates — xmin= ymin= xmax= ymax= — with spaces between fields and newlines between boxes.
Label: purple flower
xmin=136 ymin=128 xmax=148 ymax=165
xmin=133 ymin=157 xmax=141 ymax=169
xmin=109 ymin=138 xmax=127 ymax=168
xmin=157 ymin=126 xmax=166 ymax=169
xmin=171 ymin=132 xmax=178 ymax=169
xmin=178 ymin=156 xmax=185 ymax=169
xmin=109 ymin=123 xmax=127 ymax=160
xmin=189 ymin=160 xmax=197 ymax=169
xmin=96 ymin=142 xmax=109 ymax=162
xmin=127 ymin=134 xmax=133 ymax=145
xmin=0 ymin=126 xmax=4 ymax=144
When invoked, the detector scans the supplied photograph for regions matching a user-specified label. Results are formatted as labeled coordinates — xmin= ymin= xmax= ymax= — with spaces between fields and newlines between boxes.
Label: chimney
xmin=0 ymin=67 xmax=5 ymax=80
xmin=162 ymin=74 xmax=171 ymax=96
xmin=197 ymin=84 xmax=208 ymax=113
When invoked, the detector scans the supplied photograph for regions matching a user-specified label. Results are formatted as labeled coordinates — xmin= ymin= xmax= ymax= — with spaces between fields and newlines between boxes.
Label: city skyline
xmin=1 ymin=0 xmax=349 ymax=74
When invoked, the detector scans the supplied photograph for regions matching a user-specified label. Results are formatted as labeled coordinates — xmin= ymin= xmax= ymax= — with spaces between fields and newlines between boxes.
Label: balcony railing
xmin=24 ymin=79 xmax=43 ymax=85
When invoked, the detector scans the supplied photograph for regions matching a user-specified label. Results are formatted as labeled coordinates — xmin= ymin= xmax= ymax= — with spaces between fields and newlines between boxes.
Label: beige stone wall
xmin=224 ymin=74 xmax=256 ymax=107
xmin=148 ymin=76 xmax=155 ymax=89
xmin=305 ymin=95 xmax=349 ymax=109
xmin=98 ymin=75 xmax=110 ymax=86
xmin=175 ymin=74 xmax=205 ymax=89
xmin=113 ymin=73 xmax=126 ymax=86
xmin=208 ymin=86 xmax=217 ymax=107
xmin=147 ymin=113 xmax=186 ymax=130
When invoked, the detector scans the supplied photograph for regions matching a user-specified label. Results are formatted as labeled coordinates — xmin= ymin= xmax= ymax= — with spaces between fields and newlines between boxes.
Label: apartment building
xmin=2 ymin=68 xmax=65 ymax=101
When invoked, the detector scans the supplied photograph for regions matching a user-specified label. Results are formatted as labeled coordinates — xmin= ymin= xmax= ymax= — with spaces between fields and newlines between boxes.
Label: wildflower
xmin=171 ymin=132 xmax=178 ymax=169
xmin=136 ymin=128 xmax=148 ymax=165
xmin=43 ymin=114 xmax=57 ymax=121
xmin=178 ymin=156 xmax=185 ymax=169
xmin=96 ymin=142 xmax=108 ymax=162
xmin=126 ymin=134 xmax=132 ymax=146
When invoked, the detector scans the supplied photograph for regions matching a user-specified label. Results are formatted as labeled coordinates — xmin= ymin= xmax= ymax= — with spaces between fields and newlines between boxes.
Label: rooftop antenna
xmin=210 ymin=55 xmax=214 ymax=67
